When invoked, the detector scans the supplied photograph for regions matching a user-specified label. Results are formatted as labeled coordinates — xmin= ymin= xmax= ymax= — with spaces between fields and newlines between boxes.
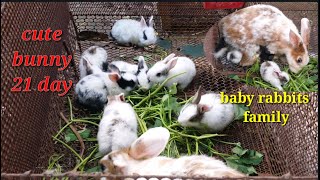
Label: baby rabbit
xmin=110 ymin=60 xmax=138 ymax=75
xmin=260 ymin=61 xmax=290 ymax=91
xmin=97 ymin=93 xmax=138 ymax=155
xmin=75 ymin=62 xmax=137 ymax=110
xmin=79 ymin=46 xmax=108 ymax=79
xmin=100 ymin=127 xmax=245 ymax=178
xmin=214 ymin=36 xmax=243 ymax=64
xmin=110 ymin=57 xmax=150 ymax=90
xmin=178 ymin=86 xmax=236 ymax=133
xmin=219 ymin=4 xmax=311 ymax=73
xmin=110 ymin=16 xmax=157 ymax=47
xmin=147 ymin=53 xmax=196 ymax=90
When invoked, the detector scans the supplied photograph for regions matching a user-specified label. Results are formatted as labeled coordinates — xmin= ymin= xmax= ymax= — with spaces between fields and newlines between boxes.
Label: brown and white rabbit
xmin=99 ymin=127 xmax=245 ymax=178
xmin=219 ymin=4 xmax=311 ymax=73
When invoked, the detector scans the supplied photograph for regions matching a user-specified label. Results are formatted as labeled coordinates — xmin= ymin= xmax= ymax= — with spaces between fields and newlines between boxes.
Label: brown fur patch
xmin=291 ymin=43 xmax=306 ymax=63
xmin=239 ymin=52 xmax=256 ymax=66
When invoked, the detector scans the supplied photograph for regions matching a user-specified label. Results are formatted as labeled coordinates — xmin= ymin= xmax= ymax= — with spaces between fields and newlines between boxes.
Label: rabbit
xmin=110 ymin=16 xmax=157 ymax=47
xmin=75 ymin=63 xmax=137 ymax=110
xmin=177 ymin=86 xmax=236 ymax=133
xmin=136 ymin=56 xmax=151 ymax=90
xmin=218 ymin=4 xmax=311 ymax=73
xmin=75 ymin=70 xmax=121 ymax=111
xmin=110 ymin=60 xmax=138 ymax=75
xmin=147 ymin=53 xmax=196 ymax=90
xmin=97 ymin=93 xmax=138 ymax=155
xmin=260 ymin=61 xmax=290 ymax=91
xmin=99 ymin=127 xmax=245 ymax=178
xmin=79 ymin=46 xmax=109 ymax=79
xmin=214 ymin=36 xmax=243 ymax=64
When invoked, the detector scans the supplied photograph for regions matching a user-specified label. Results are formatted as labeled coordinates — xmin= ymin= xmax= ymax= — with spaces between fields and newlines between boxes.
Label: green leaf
xmin=153 ymin=119 xmax=163 ymax=127
xmin=86 ymin=166 xmax=102 ymax=173
xmin=309 ymin=75 xmax=318 ymax=81
xmin=161 ymin=94 xmax=170 ymax=103
xmin=169 ymin=84 xmax=177 ymax=95
xmin=64 ymin=128 xmax=91 ymax=142
xmin=180 ymin=43 xmax=204 ymax=58
xmin=225 ymin=159 xmax=258 ymax=175
xmin=228 ymin=74 xmax=240 ymax=80
xmin=232 ymin=146 xmax=248 ymax=156
xmin=234 ymin=104 xmax=250 ymax=120
xmin=156 ymin=38 xmax=172 ymax=50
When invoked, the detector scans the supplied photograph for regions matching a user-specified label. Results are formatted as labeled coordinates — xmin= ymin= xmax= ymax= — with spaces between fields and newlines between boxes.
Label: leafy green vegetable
xmin=225 ymin=145 xmax=263 ymax=175
xmin=64 ymin=128 xmax=91 ymax=143
xmin=234 ymin=104 xmax=250 ymax=120
xmin=86 ymin=166 xmax=102 ymax=173
xmin=180 ymin=43 xmax=204 ymax=58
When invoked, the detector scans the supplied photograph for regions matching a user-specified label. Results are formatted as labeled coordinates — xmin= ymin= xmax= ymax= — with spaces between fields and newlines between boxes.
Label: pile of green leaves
xmin=229 ymin=56 xmax=318 ymax=92
xmin=48 ymin=75 xmax=263 ymax=176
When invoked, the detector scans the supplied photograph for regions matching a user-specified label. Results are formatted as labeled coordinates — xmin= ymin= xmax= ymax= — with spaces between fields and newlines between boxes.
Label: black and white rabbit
xmin=97 ymin=93 xmax=138 ymax=155
xmin=75 ymin=62 xmax=137 ymax=110
xmin=110 ymin=16 xmax=157 ymax=47
xmin=79 ymin=46 xmax=109 ymax=79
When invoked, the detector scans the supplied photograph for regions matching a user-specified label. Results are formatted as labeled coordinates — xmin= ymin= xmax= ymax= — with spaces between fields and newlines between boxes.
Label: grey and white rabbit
xmin=147 ymin=53 xmax=196 ymax=90
xmin=178 ymin=86 xmax=236 ymax=133
xmin=97 ymin=93 xmax=138 ymax=155
xmin=260 ymin=61 xmax=290 ymax=91
xmin=79 ymin=46 xmax=108 ymax=79
xmin=110 ymin=16 xmax=157 ymax=47
xmin=100 ymin=127 xmax=245 ymax=178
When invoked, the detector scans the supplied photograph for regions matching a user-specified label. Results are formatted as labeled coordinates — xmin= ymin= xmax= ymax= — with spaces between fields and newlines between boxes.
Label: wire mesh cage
xmin=1 ymin=2 xmax=318 ymax=179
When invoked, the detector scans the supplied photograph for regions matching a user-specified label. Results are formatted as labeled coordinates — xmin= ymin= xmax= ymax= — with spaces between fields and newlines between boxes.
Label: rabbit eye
xmin=297 ymin=58 xmax=302 ymax=63
xmin=100 ymin=164 xmax=106 ymax=171
xmin=143 ymin=31 xmax=147 ymax=40
xmin=156 ymin=73 xmax=161 ymax=77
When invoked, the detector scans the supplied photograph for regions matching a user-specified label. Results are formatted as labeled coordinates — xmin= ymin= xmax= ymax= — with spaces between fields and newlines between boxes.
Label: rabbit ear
xmin=148 ymin=16 xmax=154 ymax=28
xmin=289 ymin=29 xmax=301 ymax=47
xmin=192 ymin=86 xmax=202 ymax=104
xmin=198 ymin=104 xmax=211 ymax=114
xmin=108 ymin=73 xmax=120 ymax=82
xmin=138 ymin=56 xmax=146 ymax=70
xmin=108 ymin=64 xmax=120 ymax=74
xmin=140 ymin=16 xmax=147 ymax=27
xmin=118 ymin=93 xmax=125 ymax=102
xmin=167 ymin=58 xmax=178 ymax=71
xmin=300 ymin=18 xmax=311 ymax=47
xmin=163 ymin=53 xmax=176 ymax=63
xmin=129 ymin=127 xmax=170 ymax=160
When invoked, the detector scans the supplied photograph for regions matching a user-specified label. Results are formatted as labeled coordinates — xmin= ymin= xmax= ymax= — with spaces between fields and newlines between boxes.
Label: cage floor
xmin=41 ymin=34 xmax=280 ymax=175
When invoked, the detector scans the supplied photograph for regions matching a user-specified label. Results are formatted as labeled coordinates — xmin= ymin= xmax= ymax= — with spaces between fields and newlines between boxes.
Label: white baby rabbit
xmin=110 ymin=16 xmax=157 ymax=47
xmin=178 ymin=86 xmax=236 ymax=133
xmin=260 ymin=61 xmax=290 ymax=91
xmin=97 ymin=93 xmax=138 ymax=155
xmin=147 ymin=53 xmax=196 ymax=90
xmin=219 ymin=4 xmax=311 ymax=73
xmin=79 ymin=46 xmax=108 ymax=79
xmin=99 ymin=127 xmax=245 ymax=178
